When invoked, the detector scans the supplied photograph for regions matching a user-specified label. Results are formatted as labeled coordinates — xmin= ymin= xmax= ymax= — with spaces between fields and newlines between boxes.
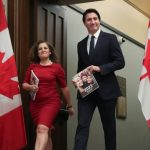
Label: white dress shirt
xmin=87 ymin=28 xmax=101 ymax=55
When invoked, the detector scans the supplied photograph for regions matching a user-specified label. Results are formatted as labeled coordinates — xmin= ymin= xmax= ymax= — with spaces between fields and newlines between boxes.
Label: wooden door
xmin=34 ymin=2 xmax=68 ymax=150
xmin=36 ymin=2 xmax=67 ymax=69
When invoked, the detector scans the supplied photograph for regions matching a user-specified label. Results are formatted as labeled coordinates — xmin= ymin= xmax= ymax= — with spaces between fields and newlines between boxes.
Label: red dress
xmin=23 ymin=63 xmax=67 ymax=128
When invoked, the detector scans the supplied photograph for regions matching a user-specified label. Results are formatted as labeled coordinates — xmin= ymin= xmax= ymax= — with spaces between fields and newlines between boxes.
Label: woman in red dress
xmin=22 ymin=40 xmax=75 ymax=150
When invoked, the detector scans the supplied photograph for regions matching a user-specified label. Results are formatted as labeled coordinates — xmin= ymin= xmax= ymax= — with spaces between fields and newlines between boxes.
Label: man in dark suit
xmin=73 ymin=8 xmax=125 ymax=150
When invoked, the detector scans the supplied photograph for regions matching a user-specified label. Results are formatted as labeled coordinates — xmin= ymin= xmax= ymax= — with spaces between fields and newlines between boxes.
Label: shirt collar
xmin=89 ymin=28 xmax=101 ymax=39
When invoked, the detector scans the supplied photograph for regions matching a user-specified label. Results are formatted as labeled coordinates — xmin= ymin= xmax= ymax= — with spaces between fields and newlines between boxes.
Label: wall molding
xmin=68 ymin=4 xmax=145 ymax=49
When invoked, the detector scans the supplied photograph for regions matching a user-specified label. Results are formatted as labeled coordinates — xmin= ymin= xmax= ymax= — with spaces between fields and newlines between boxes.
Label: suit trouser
xmin=73 ymin=95 xmax=117 ymax=150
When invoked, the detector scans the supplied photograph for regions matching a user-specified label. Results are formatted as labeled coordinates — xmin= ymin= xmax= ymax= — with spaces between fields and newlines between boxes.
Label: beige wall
xmin=2 ymin=0 xmax=148 ymax=44
xmin=76 ymin=0 xmax=149 ymax=44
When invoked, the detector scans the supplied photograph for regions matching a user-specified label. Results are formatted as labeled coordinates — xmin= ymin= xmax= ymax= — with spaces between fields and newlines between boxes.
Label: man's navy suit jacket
xmin=77 ymin=31 xmax=125 ymax=100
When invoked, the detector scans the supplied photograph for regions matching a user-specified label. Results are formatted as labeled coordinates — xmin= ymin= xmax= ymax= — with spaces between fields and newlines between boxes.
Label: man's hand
xmin=86 ymin=65 xmax=101 ymax=73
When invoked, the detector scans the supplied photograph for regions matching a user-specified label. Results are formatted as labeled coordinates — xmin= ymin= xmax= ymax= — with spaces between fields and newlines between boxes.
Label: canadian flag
xmin=138 ymin=20 xmax=150 ymax=127
xmin=0 ymin=0 xmax=27 ymax=149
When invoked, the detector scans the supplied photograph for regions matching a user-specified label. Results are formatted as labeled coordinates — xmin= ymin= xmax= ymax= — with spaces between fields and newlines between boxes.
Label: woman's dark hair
xmin=29 ymin=40 xmax=58 ymax=63
xmin=82 ymin=8 xmax=101 ymax=23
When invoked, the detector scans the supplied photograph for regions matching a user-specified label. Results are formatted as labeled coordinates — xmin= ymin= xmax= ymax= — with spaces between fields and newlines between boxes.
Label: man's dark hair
xmin=82 ymin=8 xmax=101 ymax=23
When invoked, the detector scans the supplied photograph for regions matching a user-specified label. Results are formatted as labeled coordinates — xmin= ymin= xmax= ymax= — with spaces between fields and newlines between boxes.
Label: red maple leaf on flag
xmin=0 ymin=51 xmax=19 ymax=99
xmin=140 ymin=39 xmax=150 ymax=81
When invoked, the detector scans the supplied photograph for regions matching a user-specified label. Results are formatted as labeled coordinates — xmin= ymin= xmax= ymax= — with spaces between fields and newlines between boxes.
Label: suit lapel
xmin=82 ymin=36 xmax=89 ymax=58
xmin=90 ymin=31 xmax=103 ymax=61
xmin=81 ymin=32 xmax=104 ymax=63
xmin=95 ymin=31 xmax=103 ymax=50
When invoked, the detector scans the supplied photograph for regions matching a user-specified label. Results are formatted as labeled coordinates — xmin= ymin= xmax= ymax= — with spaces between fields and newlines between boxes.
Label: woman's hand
xmin=30 ymin=84 xmax=39 ymax=92
xmin=67 ymin=106 xmax=75 ymax=116
xmin=22 ymin=83 xmax=39 ymax=92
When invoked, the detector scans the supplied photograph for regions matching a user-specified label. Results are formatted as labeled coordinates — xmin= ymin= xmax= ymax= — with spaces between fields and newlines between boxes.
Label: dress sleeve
xmin=23 ymin=64 xmax=33 ymax=84
xmin=56 ymin=64 xmax=67 ymax=88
